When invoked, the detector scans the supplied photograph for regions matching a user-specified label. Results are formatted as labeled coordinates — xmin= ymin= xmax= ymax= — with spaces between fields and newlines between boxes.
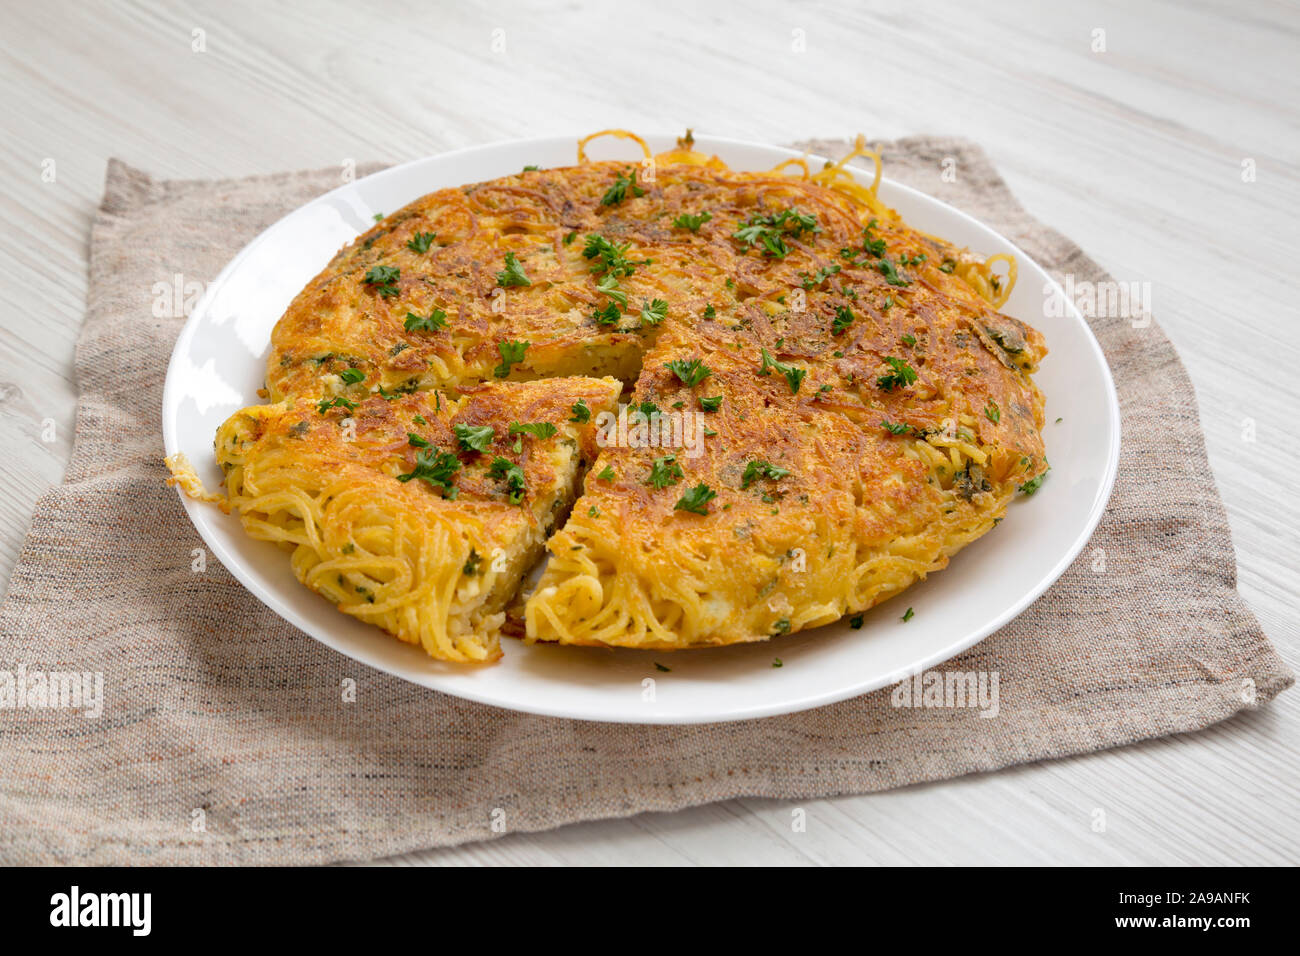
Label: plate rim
xmin=161 ymin=132 xmax=1122 ymax=724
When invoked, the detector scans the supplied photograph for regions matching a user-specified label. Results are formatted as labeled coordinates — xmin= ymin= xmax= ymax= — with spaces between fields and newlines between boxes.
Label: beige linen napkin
xmin=0 ymin=138 xmax=1290 ymax=865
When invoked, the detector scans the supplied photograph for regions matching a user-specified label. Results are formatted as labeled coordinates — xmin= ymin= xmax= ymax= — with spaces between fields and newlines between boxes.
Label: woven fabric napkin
xmin=0 ymin=138 xmax=1290 ymax=865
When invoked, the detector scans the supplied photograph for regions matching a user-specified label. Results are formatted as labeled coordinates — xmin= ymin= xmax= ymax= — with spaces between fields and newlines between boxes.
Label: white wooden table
xmin=2 ymin=0 xmax=1295 ymax=865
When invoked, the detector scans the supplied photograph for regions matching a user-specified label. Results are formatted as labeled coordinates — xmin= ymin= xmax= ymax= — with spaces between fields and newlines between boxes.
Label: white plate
xmin=162 ymin=134 xmax=1120 ymax=724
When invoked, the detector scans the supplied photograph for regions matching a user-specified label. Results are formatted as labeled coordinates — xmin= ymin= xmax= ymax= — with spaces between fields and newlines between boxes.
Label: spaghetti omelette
xmin=172 ymin=131 xmax=1048 ymax=662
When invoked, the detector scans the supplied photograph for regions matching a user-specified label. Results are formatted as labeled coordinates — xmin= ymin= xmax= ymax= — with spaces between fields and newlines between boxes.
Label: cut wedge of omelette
xmin=172 ymin=131 xmax=1048 ymax=663
xmin=206 ymin=378 xmax=619 ymax=662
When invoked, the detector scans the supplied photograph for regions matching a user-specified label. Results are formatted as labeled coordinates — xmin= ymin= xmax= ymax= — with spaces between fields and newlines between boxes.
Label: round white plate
xmin=162 ymin=134 xmax=1120 ymax=724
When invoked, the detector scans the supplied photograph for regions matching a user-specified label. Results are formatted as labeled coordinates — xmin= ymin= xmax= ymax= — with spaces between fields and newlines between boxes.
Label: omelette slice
xmin=211 ymin=377 xmax=620 ymax=662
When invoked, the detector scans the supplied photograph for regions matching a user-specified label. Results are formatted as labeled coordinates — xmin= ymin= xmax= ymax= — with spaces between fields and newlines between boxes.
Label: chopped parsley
xmin=463 ymin=549 xmax=481 ymax=575
xmin=569 ymin=399 xmax=591 ymax=423
xmin=758 ymin=348 xmax=806 ymax=394
xmin=877 ymin=258 xmax=912 ymax=287
xmin=1019 ymin=469 xmax=1049 ymax=496
xmin=876 ymin=356 xmax=917 ymax=391
xmin=601 ymin=168 xmax=646 ymax=205
xmin=879 ymin=420 xmax=913 ymax=435
xmin=939 ymin=258 xmax=957 ymax=274
xmin=493 ymin=340 xmax=530 ymax=378
xmin=591 ymin=302 xmax=622 ymax=326
xmin=316 ymin=396 xmax=357 ymax=414
xmin=639 ymin=298 xmax=668 ymax=327
xmin=800 ymin=264 xmax=841 ymax=290
xmin=699 ymin=395 xmax=723 ymax=412
xmin=496 ymin=252 xmax=531 ymax=287
xmin=772 ymin=619 xmax=791 ymax=635
xmin=363 ymin=265 xmax=400 ymax=297
xmin=338 ymin=368 xmax=365 ymax=385
xmin=741 ymin=459 xmax=790 ymax=489
xmin=583 ymin=235 xmax=646 ymax=278
xmin=732 ymin=207 xmax=819 ymax=259
xmin=596 ymin=274 xmax=628 ymax=305
xmin=406 ymin=231 xmax=436 ymax=254
xmin=487 ymin=456 xmax=527 ymax=503
xmin=902 ymin=607 xmax=914 ymax=622
xmin=985 ymin=401 xmax=1001 ymax=424
xmin=405 ymin=308 xmax=448 ymax=332
xmin=665 ymin=357 xmax=712 ymax=387
xmin=674 ymin=482 xmax=717 ymax=515
xmin=396 ymin=448 xmax=460 ymax=497
xmin=647 ymin=454 xmax=684 ymax=489
xmin=849 ymin=614 xmax=865 ymax=629
xmin=453 ymin=423 xmax=495 ymax=452
xmin=407 ymin=432 xmax=430 ymax=448
xmin=508 ymin=421 xmax=557 ymax=440
xmin=703 ymin=303 xmax=716 ymax=320
xmin=831 ymin=305 xmax=855 ymax=335
xmin=900 ymin=333 xmax=916 ymax=347
xmin=672 ymin=211 xmax=712 ymax=231
xmin=596 ymin=465 xmax=616 ymax=481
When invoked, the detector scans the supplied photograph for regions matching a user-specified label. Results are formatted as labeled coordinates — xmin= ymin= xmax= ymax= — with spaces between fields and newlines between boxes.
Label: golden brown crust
xmin=217 ymin=147 xmax=1048 ymax=658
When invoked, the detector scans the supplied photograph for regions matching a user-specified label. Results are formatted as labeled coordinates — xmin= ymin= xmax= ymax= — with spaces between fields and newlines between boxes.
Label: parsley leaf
xmin=364 ymin=265 xmax=400 ymax=297
xmin=487 ymin=456 xmax=527 ymax=503
xmin=699 ymin=395 xmax=723 ymax=412
xmin=496 ymin=252 xmax=531 ymax=287
xmin=591 ymin=302 xmax=622 ymax=326
xmin=396 ymin=448 xmax=460 ymax=497
xmin=665 ymin=357 xmax=712 ymax=387
xmin=674 ymin=483 xmax=717 ymax=515
xmin=596 ymin=465 xmax=616 ymax=481
xmin=639 ymin=299 xmax=668 ymax=327
xmin=985 ymin=401 xmax=1001 ymax=424
xmin=569 ymin=399 xmax=591 ymax=423
xmin=596 ymin=274 xmax=628 ymax=306
xmin=338 ymin=368 xmax=365 ymax=385
xmin=508 ymin=421 xmax=557 ymax=440
xmin=741 ymin=460 xmax=790 ymax=489
xmin=494 ymin=340 xmax=530 ymax=378
xmin=406 ymin=231 xmax=436 ymax=254
xmin=758 ymin=348 xmax=806 ymax=394
xmin=583 ymin=235 xmax=646 ymax=277
xmin=1019 ymin=466 xmax=1050 ymax=496
xmin=800 ymin=264 xmax=841 ymax=290
xmin=879 ymin=420 xmax=913 ymax=435
xmin=732 ymin=207 xmax=819 ymax=259
xmin=316 ymin=396 xmax=357 ymax=414
xmin=407 ymin=432 xmax=430 ymax=448
xmin=600 ymin=168 xmax=646 ymax=205
xmin=453 ymin=423 xmax=495 ymax=452
xmin=672 ymin=211 xmax=712 ymax=231
xmin=877 ymin=258 xmax=912 ymax=287
xmin=832 ymin=305 xmax=855 ymax=335
xmin=405 ymin=308 xmax=448 ymax=332
xmin=647 ymin=454 xmax=684 ymax=489
xmin=876 ymin=356 xmax=918 ymax=391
